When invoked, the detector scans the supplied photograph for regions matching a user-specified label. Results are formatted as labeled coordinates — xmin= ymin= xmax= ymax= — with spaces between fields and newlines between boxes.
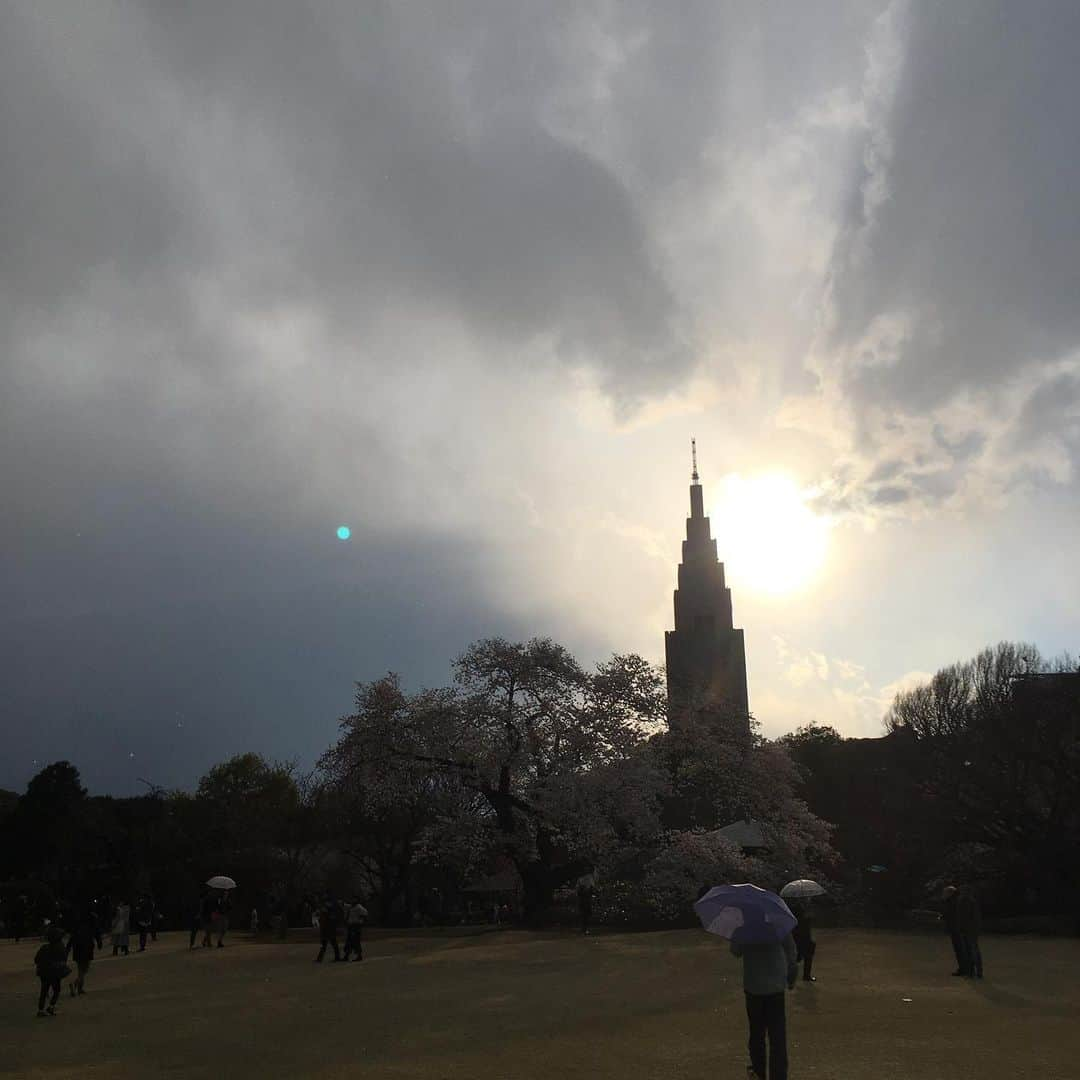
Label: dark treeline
xmin=782 ymin=641 xmax=1080 ymax=931
xmin=2 ymin=638 xmax=1077 ymax=937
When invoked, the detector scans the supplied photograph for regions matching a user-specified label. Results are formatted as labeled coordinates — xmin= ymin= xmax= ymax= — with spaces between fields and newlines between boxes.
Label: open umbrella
xmin=780 ymin=879 xmax=826 ymax=899
xmin=693 ymin=884 xmax=795 ymax=945
xmin=206 ymin=876 xmax=237 ymax=891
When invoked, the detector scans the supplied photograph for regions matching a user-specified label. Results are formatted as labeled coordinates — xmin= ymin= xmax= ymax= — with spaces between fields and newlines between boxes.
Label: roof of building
xmin=713 ymin=818 xmax=768 ymax=849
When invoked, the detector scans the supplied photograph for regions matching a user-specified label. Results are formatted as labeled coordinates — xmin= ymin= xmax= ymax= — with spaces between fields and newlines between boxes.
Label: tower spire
xmin=665 ymin=443 xmax=749 ymax=732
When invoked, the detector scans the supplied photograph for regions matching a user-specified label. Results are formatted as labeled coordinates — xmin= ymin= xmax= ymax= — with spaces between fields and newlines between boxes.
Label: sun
xmin=711 ymin=472 xmax=831 ymax=596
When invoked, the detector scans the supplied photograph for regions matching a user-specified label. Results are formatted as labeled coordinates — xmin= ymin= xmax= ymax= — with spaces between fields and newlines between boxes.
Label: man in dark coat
xmin=941 ymin=886 xmax=968 ymax=975
xmin=956 ymin=886 xmax=983 ymax=979
xmin=66 ymin=905 xmax=102 ymax=996
xmin=315 ymin=895 xmax=343 ymax=962
xmin=135 ymin=895 xmax=155 ymax=951
xmin=787 ymin=899 xmax=817 ymax=982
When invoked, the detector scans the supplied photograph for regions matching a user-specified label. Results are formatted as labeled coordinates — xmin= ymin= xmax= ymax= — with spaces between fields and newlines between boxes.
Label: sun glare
xmin=711 ymin=472 xmax=831 ymax=596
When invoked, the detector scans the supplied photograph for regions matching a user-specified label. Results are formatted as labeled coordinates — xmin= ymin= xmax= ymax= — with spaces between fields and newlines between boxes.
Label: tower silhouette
xmin=664 ymin=441 xmax=750 ymax=730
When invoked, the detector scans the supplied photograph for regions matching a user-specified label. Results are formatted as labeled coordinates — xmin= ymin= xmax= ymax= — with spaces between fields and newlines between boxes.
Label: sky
xmin=3 ymin=1 xmax=1079 ymax=796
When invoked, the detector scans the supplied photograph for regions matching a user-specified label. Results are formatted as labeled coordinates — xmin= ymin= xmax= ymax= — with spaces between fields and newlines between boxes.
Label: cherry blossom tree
xmin=323 ymin=638 xmax=669 ymax=923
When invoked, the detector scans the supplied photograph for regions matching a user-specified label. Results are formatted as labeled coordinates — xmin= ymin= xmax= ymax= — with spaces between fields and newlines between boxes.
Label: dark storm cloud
xmin=5 ymin=0 xmax=1080 ymax=790
xmin=0 ymin=0 xmax=707 ymax=793
xmin=830 ymin=1 xmax=1080 ymax=410
xmin=136 ymin=1 xmax=687 ymax=394
xmin=1010 ymin=373 xmax=1080 ymax=451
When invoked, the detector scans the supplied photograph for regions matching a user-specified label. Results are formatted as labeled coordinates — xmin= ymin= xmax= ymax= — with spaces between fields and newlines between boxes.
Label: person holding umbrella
xmin=204 ymin=877 xmax=236 ymax=948
xmin=695 ymin=884 xmax=798 ymax=1080
xmin=780 ymin=880 xmax=825 ymax=983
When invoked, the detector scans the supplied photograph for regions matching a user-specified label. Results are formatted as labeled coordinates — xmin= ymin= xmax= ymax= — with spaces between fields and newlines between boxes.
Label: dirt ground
xmin=2 ymin=926 xmax=1078 ymax=1079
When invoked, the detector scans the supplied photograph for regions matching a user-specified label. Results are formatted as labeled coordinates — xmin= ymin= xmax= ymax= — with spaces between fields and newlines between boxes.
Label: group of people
xmin=106 ymin=895 xmax=160 ymax=956
xmin=726 ymin=882 xmax=984 ymax=1080
xmin=188 ymin=888 xmax=232 ymax=949
xmin=313 ymin=894 xmax=368 ymax=962
xmin=31 ymin=902 xmax=107 ymax=1017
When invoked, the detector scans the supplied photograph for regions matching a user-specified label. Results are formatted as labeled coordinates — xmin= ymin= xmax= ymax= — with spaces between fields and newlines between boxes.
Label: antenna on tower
xmin=691 ymin=437 xmax=699 ymax=482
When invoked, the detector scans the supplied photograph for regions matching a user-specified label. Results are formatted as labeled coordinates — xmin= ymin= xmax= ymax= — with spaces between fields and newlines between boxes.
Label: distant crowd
xmin=8 ymin=870 xmax=986 ymax=1080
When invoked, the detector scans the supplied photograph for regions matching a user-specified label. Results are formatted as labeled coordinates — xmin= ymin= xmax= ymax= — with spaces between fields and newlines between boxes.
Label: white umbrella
xmin=206 ymin=875 xmax=237 ymax=890
xmin=780 ymin=879 xmax=826 ymax=899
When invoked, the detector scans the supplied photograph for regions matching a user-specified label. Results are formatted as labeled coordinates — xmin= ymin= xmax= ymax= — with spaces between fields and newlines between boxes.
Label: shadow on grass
xmin=973 ymin=981 xmax=1075 ymax=1018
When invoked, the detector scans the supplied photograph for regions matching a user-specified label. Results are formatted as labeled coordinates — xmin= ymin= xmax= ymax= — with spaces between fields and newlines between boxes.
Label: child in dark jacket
xmin=34 ymin=926 xmax=69 ymax=1017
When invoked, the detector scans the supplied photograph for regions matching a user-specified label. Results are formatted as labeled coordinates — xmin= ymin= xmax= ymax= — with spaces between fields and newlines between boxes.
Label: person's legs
xmin=190 ymin=921 xmax=198 ymax=949
xmin=331 ymin=932 xmax=341 ymax=961
xmin=950 ymin=931 xmax=967 ymax=973
xmin=38 ymin=976 xmax=49 ymax=1014
xmin=967 ymin=936 xmax=982 ymax=978
xmin=764 ymin=992 xmax=788 ymax=1080
xmin=46 ymin=977 xmax=61 ymax=1013
xmin=139 ymin=927 xmax=148 ymax=951
xmin=958 ymin=933 xmax=972 ymax=975
xmin=744 ymin=993 xmax=767 ymax=1079
xmin=802 ymin=940 xmax=817 ymax=981
xmin=317 ymin=931 xmax=328 ymax=961
xmin=77 ymin=961 xmax=89 ymax=993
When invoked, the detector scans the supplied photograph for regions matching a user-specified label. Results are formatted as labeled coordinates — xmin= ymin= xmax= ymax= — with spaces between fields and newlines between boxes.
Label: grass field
xmin=2 ymin=926 xmax=1078 ymax=1079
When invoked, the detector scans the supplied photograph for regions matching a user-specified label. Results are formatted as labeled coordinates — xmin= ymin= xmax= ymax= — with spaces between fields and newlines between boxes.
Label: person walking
xmin=343 ymin=897 xmax=368 ymax=961
xmin=66 ymin=906 xmax=102 ymax=996
xmin=135 ymin=896 xmax=155 ymax=952
xmin=188 ymin=891 xmax=204 ymax=950
xmin=956 ymin=886 xmax=983 ymax=979
xmin=34 ymin=926 xmax=70 ymax=1017
xmin=199 ymin=890 xmax=216 ymax=947
xmin=111 ymin=900 xmax=130 ymax=956
xmin=211 ymin=891 xmax=231 ymax=948
xmin=271 ymin=893 xmax=289 ymax=940
xmin=731 ymin=927 xmax=798 ymax=1080
xmin=941 ymin=886 xmax=968 ymax=975
xmin=576 ymin=869 xmax=597 ymax=935
xmin=787 ymin=898 xmax=817 ymax=982
xmin=315 ymin=894 xmax=343 ymax=962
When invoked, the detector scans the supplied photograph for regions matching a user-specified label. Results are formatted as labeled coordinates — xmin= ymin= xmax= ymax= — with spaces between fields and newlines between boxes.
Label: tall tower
xmin=664 ymin=440 xmax=750 ymax=730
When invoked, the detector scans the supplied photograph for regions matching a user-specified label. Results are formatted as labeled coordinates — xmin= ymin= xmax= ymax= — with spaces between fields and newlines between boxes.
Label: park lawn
xmin=1 ymin=926 xmax=1078 ymax=1079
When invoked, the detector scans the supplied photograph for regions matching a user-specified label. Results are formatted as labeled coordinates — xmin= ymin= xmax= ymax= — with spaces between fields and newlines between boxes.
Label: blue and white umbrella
xmin=693 ymin=884 xmax=796 ymax=945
